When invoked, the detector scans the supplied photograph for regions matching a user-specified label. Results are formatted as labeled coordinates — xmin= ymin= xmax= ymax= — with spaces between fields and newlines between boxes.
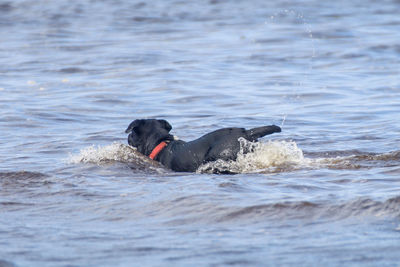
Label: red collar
xmin=149 ymin=141 xmax=168 ymax=160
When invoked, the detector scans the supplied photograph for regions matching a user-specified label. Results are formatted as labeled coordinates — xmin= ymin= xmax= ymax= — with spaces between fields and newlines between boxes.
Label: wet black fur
xmin=125 ymin=119 xmax=281 ymax=172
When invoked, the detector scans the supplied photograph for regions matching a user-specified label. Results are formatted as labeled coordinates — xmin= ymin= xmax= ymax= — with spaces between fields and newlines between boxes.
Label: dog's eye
xmin=125 ymin=119 xmax=144 ymax=134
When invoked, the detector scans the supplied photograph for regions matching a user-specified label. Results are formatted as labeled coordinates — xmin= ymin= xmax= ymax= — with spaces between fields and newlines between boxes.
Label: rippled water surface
xmin=1 ymin=0 xmax=400 ymax=266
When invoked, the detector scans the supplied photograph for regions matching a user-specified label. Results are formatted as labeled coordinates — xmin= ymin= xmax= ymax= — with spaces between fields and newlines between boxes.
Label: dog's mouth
xmin=127 ymin=133 xmax=140 ymax=147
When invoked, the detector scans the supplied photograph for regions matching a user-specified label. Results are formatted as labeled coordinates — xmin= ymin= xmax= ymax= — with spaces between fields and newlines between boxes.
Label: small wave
xmin=197 ymin=139 xmax=400 ymax=174
xmin=68 ymin=142 xmax=139 ymax=164
xmin=312 ymin=150 xmax=400 ymax=170
xmin=152 ymin=195 xmax=400 ymax=226
xmin=0 ymin=171 xmax=51 ymax=189
xmin=218 ymin=196 xmax=400 ymax=222
xmin=68 ymin=142 xmax=167 ymax=172
xmin=0 ymin=171 xmax=48 ymax=179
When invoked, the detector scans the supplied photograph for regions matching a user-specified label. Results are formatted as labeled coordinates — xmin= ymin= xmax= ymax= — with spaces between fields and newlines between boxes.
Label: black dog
xmin=125 ymin=119 xmax=281 ymax=172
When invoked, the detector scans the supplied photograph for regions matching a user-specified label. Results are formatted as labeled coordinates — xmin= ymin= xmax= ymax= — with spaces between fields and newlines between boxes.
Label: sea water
xmin=1 ymin=0 xmax=400 ymax=266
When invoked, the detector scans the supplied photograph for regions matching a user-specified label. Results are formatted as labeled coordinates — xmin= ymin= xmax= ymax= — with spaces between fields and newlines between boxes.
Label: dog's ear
xmin=125 ymin=119 xmax=143 ymax=134
xmin=158 ymin=119 xmax=172 ymax=132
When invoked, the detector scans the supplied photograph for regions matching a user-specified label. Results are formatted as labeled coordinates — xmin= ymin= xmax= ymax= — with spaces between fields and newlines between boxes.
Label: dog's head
xmin=125 ymin=119 xmax=173 ymax=156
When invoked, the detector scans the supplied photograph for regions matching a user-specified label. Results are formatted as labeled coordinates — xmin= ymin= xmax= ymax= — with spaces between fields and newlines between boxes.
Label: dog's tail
xmin=246 ymin=125 xmax=281 ymax=141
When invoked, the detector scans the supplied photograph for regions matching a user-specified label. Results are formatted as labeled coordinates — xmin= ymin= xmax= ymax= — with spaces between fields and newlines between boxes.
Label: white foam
xmin=197 ymin=138 xmax=309 ymax=174
xmin=68 ymin=142 xmax=143 ymax=164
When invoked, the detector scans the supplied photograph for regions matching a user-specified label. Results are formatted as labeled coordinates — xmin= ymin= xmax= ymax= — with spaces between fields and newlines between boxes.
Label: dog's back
xmin=157 ymin=126 xmax=281 ymax=172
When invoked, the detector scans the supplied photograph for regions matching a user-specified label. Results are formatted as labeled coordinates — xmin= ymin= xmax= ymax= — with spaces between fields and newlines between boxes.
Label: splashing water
xmin=68 ymin=142 xmax=140 ymax=164
xmin=68 ymin=142 xmax=168 ymax=172
xmin=237 ymin=138 xmax=307 ymax=172
xmin=68 ymin=141 xmax=400 ymax=174
xmin=197 ymin=138 xmax=308 ymax=174
xmin=280 ymin=115 xmax=287 ymax=128
xmin=68 ymin=140 xmax=308 ymax=174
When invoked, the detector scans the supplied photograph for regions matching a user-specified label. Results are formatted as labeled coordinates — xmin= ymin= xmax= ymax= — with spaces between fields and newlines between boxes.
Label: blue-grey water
xmin=1 ymin=0 xmax=400 ymax=266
